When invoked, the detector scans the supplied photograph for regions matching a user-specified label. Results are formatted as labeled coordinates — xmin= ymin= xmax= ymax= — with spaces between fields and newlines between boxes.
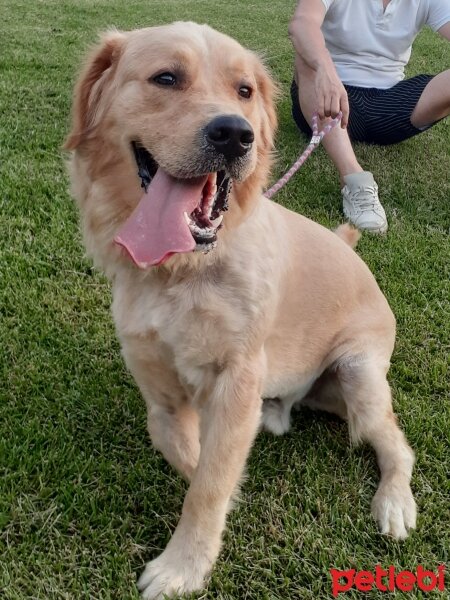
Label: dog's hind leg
xmin=121 ymin=338 xmax=200 ymax=481
xmin=337 ymin=354 xmax=416 ymax=539
xmin=262 ymin=376 xmax=321 ymax=435
xmin=261 ymin=395 xmax=297 ymax=435
xmin=299 ymin=369 xmax=348 ymax=420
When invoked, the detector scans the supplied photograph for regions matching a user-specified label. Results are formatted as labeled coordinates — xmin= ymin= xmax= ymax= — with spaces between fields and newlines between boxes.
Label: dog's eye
xmin=153 ymin=72 xmax=177 ymax=86
xmin=238 ymin=85 xmax=252 ymax=99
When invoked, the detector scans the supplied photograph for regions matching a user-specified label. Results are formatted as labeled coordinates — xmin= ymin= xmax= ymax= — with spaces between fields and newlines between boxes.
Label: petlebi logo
xmin=330 ymin=565 xmax=446 ymax=596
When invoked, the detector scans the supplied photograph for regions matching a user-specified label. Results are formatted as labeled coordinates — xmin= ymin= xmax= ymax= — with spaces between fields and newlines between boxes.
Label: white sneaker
xmin=341 ymin=172 xmax=388 ymax=233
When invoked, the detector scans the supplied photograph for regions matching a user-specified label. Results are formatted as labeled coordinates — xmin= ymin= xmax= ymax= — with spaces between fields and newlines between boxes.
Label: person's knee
xmin=441 ymin=69 xmax=450 ymax=103
xmin=435 ymin=69 xmax=450 ymax=98
xmin=411 ymin=71 xmax=450 ymax=128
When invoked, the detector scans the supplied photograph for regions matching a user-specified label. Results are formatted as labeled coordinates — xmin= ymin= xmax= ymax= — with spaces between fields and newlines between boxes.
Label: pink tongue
xmin=114 ymin=168 xmax=208 ymax=268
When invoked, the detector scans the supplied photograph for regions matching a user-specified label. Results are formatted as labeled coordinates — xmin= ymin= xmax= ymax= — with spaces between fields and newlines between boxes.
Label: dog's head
xmin=65 ymin=23 xmax=277 ymax=269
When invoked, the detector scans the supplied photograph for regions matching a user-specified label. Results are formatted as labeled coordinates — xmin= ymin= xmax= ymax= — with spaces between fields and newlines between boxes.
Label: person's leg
xmin=291 ymin=57 xmax=388 ymax=233
xmin=294 ymin=58 xmax=363 ymax=185
xmin=363 ymin=75 xmax=444 ymax=145
xmin=411 ymin=69 xmax=450 ymax=128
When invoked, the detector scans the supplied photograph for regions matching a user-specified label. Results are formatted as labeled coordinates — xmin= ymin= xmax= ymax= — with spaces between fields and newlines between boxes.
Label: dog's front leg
xmin=138 ymin=357 xmax=264 ymax=600
xmin=121 ymin=336 xmax=200 ymax=481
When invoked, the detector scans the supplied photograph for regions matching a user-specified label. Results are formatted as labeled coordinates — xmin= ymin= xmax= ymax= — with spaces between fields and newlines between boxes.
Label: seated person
xmin=289 ymin=0 xmax=450 ymax=233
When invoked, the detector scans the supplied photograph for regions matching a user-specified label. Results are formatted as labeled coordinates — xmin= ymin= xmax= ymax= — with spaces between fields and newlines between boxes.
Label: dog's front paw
xmin=137 ymin=548 xmax=212 ymax=599
xmin=371 ymin=482 xmax=416 ymax=540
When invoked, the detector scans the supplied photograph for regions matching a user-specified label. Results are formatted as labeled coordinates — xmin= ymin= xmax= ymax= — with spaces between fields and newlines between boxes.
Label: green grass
xmin=1 ymin=1 xmax=449 ymax=599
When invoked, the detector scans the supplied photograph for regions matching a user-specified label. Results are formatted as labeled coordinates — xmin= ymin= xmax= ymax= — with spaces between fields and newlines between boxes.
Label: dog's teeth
xmin=188 ymin=222 xmax=217 ymax=237
xmin=184 ymin=211 xmax=193 ymax=225
xmin=210 ymin=215 xmax=223 ymax=228
xmin=206 ymin=189 xmax=217 ymax=217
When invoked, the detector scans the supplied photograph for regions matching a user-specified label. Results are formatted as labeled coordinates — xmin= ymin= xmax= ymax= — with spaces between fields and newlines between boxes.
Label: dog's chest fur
xmin=112 ymin=260 xmax=275 ymax=389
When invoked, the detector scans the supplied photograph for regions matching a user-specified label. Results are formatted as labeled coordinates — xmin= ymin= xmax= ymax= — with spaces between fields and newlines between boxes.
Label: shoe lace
xmin=349 ymin=185 xmax=379 ymax=212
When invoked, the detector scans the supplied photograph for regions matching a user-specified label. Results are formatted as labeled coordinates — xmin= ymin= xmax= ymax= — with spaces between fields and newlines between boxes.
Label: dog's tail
xmin=334 ymin=223 xmax=361 ymax=249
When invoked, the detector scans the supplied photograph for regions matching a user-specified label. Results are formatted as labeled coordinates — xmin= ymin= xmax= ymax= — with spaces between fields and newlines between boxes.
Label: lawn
xmin=1 ymin=1 xmax=449 ymax=599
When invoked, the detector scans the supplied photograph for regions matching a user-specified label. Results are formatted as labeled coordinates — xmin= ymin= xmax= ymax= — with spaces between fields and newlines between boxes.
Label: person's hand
xmin=314 ymin=64 xmax=349 ymax=128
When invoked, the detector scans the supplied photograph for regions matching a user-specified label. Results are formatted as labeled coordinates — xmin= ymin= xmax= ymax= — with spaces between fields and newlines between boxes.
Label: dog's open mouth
xmin=185 ymin=169 xmax=231 ymax=247
xmin=114 ymin=144 xmax=232 ymax=268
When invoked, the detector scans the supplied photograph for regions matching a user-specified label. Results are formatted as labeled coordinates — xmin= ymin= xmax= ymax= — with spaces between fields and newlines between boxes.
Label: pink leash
xmin=264 ymin=111 xmax=342 ymax=199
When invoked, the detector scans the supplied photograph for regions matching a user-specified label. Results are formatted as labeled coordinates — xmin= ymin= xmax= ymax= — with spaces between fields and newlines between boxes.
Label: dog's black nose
xmin=205 ymin=115 xmax=254 ymax=160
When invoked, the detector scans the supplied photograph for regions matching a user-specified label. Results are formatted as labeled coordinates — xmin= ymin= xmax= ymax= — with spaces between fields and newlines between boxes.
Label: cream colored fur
xmin=65 ymin=22 xmax=416 ymax=600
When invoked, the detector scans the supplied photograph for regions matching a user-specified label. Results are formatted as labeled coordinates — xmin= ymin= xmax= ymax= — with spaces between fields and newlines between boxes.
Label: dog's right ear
xmin=64 ymin=31 xmax=126 ymax=150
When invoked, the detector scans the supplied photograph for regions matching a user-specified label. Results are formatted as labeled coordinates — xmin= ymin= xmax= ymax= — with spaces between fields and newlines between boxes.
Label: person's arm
xmin=288 ymin=0 xmax=349 ymax=127
xmin=437 ymin=21 xmax=450 ymax=40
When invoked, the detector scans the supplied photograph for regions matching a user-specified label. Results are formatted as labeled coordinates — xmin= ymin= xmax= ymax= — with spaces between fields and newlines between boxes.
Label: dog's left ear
xmin=64 ymin=30 xmax=126 ymax=150
xmin=254 ymin=57 xmax=278 ymax=151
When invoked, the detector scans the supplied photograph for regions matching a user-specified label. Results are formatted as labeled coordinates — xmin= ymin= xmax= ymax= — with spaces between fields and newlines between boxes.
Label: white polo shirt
xmin=321 ymin=0 xmax=450 ymax=88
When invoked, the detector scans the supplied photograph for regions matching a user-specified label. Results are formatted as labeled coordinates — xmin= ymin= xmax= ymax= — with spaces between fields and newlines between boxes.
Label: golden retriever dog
xmin=65 ymin=22 xmax=416 ymax=599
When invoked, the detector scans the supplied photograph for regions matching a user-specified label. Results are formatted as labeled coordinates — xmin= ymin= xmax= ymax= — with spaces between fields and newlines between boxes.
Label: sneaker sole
xmin=356 ymin=221 xmax=388 ymax=234
xmin=342 ymin=212 xmax=388 ymax=235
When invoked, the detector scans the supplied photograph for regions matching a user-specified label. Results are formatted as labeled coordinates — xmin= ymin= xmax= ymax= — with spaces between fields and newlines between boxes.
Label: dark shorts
xmin=291 ymin=74 xmax=435 ymax=145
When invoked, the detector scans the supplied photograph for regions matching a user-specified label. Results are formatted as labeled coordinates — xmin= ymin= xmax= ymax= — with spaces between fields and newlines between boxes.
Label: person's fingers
xmin=325 ymin=91 xmax=336 ymax=118
xmin=330 ymin=94 xmax=340 ymax=119
xmin=317 ymin=94 xmax=325 ymax=120
xmin=340 ymin=91 xmax=350 ymax=128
